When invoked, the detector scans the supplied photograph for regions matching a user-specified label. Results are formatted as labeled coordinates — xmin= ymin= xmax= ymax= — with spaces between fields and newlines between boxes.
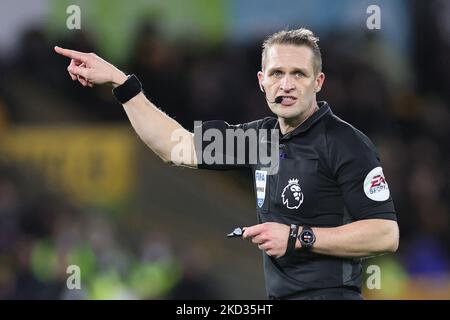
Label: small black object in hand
xmin=227 ymin=227 xmax=245 ymax=238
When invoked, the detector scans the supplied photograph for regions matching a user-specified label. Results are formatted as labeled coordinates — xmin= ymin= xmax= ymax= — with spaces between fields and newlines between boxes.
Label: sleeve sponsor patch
xmin=363 ymin=166 xmax=390 ymax=201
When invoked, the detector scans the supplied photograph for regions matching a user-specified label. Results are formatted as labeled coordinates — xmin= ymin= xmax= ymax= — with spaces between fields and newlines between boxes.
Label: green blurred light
xmin=127 ymin=259 xmax=182 ymax=299
xmin=88 ymin=269 xmax=133 ymax=300
xmin=31 ymin=240 xmax=58 ymax=282
xmin=363 ymin=257 xmax=409 ymax=299
xmin=66 ymin=244 xmax=97 ymax=282
xmin=47 ymin=0 xmax=227 ymax=63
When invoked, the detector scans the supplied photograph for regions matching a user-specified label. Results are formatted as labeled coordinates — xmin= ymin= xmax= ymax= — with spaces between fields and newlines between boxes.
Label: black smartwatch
xmin=298 ymin=226 xmax=316 ymax=250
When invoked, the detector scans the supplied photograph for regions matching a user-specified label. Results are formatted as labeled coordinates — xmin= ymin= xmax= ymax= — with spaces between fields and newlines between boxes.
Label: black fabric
xmin=194 ymin=118 xmax=267 ymax=170
xmin=194 ymin=101 xmax=397 ymax=299
xmin=270 ymin=287 xmax=364 ymax=300
xmin=112 ymin=74 xmax=142 ymax=104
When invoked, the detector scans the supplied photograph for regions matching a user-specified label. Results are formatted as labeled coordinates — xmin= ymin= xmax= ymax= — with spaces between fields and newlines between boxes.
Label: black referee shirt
xmin=194 ymin=101 xmax=396 ymax=299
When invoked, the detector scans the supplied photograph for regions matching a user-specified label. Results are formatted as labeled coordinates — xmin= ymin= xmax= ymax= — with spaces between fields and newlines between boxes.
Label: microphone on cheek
xmin=272 ymin=96 xmax=283 ymax=104
xmin=262 ymin=86 xmax=283 ymax=104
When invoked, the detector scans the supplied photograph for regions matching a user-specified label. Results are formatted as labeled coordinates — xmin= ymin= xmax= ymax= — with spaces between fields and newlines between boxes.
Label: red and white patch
xmin=363 ymin=167 xmax=390 ymax=201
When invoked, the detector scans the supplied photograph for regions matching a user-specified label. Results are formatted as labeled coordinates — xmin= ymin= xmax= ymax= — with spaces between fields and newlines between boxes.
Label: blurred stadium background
xmin=0 ymin=0 xmax=449 ymax=299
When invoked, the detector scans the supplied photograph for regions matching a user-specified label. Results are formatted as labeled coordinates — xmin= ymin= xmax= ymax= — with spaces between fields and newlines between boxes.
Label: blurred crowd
xmin=0 ymin=164 xmax=223 ymax=299
xmin=0 ymin=1 xmax=449 ymax=299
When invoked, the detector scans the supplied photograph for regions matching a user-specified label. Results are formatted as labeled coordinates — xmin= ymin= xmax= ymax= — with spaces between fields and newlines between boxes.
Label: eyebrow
xmin=267 ymin=67 xmax=309 ymax=75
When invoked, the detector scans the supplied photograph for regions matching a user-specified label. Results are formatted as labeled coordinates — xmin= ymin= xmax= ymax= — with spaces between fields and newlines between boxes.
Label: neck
xmin=279 ymin=101 xmax=319 ymax=135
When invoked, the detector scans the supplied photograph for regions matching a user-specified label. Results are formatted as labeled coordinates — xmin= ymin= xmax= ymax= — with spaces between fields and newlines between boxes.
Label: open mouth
xmin=278 ymin=96 xmax=297 ymax=106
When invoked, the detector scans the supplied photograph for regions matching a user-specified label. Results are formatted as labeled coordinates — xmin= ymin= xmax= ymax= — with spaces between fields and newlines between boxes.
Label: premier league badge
xmin=282 ymin=178 xmax=304 ymax=210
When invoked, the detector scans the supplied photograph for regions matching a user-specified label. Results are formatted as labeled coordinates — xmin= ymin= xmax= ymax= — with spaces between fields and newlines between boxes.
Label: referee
xmin=55 ymin=28 xmax=399 ymax=300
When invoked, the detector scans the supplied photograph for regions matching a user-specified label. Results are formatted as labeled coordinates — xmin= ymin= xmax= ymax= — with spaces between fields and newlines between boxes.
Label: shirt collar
xmin=277 ymin=101 xmax=330 ymax=140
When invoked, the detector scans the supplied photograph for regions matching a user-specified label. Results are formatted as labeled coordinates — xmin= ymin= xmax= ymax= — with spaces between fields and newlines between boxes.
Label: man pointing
xmin=55 ymin=28 xmax=399 ymax=300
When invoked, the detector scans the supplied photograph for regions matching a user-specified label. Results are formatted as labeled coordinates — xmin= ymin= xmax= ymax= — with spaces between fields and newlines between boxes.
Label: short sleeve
xmin=327 ymin=126 xmax=397 ymax=221
xmin=194 ymin=119 xmax=263 ymax=170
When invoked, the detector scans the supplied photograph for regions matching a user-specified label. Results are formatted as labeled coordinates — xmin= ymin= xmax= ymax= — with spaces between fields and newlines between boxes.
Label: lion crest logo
xmin=281 ymin=178 xmax=304 ymax=210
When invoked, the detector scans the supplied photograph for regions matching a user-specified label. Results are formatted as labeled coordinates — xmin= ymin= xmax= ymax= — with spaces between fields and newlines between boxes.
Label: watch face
xmin=301 ymin=230 xmax=315 ymax=244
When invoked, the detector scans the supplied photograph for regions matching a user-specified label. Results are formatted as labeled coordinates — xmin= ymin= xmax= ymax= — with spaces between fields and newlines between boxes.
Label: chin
xmin=273 ymin=108 xmax=302 ymax=120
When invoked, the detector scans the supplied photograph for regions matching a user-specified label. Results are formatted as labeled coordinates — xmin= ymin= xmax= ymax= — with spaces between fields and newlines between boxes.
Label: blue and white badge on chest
xmin=255 ymin=170 xmax=267 ymax=208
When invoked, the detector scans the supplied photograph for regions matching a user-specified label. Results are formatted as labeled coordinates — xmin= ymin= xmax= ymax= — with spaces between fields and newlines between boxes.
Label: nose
xmin=280 ymin=75 xmax=295 ymax=92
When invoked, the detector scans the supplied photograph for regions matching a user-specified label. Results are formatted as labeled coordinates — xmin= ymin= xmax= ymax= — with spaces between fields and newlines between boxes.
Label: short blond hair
xmin=261 ymin=28 xmax=322 ymax=74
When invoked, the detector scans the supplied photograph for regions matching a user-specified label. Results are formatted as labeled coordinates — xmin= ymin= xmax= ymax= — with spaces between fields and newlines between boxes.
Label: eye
xmin=272 ymin=70 xmax=283 ymax=78
xmin=294 ymin=71 xmax=305 ymax=78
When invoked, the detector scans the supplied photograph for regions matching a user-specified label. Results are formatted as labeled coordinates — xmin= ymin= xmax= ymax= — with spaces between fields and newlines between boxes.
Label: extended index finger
xmin=54 ymin=46 xmax=88 ymax=62
xmin=243 ymin=224 xmax=264 ymax=239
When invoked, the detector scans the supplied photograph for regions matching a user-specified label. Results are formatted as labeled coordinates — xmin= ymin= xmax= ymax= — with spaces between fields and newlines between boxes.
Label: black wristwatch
xmin=298 ymin=226 xmax=316 ymax=250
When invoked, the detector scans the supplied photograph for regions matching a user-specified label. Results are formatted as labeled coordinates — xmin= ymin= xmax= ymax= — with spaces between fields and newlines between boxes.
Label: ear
xmin=257 ymin=71 xmax=264 ymax=92
xmin=314 ymin=72 xmax=325 ymax=93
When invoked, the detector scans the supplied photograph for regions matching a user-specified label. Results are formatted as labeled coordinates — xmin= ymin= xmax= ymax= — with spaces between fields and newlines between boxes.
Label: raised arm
xmin=54 ymin=46 xmax=197 ymax=168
